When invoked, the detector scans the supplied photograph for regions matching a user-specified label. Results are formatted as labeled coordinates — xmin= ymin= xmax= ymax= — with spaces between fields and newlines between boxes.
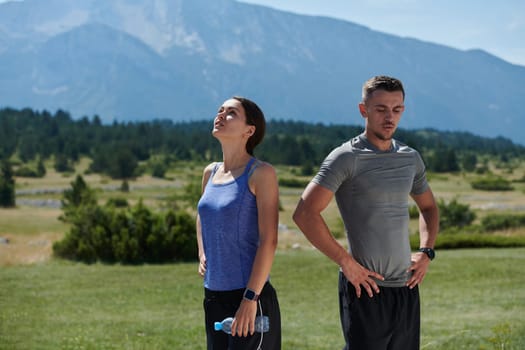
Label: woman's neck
xmin=221 ymin=147 xmax=252 ymax=172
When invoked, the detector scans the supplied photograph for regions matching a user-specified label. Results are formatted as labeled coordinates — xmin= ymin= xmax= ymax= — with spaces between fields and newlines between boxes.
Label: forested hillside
xmin=1 ymin=108 xmax=524 ymax=178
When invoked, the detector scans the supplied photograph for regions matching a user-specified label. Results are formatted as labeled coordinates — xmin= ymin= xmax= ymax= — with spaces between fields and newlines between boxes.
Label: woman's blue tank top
xmin=197 ymin=158 xmax=259 ymax=291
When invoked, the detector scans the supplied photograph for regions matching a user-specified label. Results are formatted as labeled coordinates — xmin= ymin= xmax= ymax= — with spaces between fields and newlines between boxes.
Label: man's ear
xmin=358 ymin=102 xmax=367 ymax=119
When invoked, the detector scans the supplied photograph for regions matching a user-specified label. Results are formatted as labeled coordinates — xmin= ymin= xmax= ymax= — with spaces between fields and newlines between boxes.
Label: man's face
xmin=359 ymin=89 xmax=405 ymax=144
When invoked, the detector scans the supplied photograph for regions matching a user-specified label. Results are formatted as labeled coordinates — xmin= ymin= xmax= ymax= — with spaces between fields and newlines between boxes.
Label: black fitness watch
xmin=243 ymin=288 xmax=259 ymax=301
xmin=419 ymin=247 xmax=435 ymax=261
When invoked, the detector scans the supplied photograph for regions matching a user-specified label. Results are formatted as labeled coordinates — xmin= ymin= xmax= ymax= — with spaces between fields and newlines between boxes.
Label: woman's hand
xmin=231 ymin=299 xmax=258 ymax=337
xmin=198 ymin=254 xmax=207 ymax=277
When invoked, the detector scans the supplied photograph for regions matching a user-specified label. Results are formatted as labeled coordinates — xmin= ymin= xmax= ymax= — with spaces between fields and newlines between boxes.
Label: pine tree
xmin=0 ymin=159 xmax=15 ymax=207
xmin=60 ymin=175 xmax=97 ymax=222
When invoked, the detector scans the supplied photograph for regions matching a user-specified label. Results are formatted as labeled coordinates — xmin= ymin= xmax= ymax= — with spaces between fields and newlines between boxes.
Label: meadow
xmin=1 ymin=160 xmax=525 ymax=349
xmin=1 ymin=249 xmax=524 ymax=349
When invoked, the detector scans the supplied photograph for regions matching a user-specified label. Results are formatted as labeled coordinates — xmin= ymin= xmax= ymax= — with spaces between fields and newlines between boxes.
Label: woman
xmin=196 ymin=96 xmax=281 ymax=349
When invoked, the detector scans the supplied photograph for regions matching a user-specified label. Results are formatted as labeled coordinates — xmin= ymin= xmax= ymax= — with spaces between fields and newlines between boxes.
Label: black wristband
xmin=419 ymin=247 xmax=435 ymax=261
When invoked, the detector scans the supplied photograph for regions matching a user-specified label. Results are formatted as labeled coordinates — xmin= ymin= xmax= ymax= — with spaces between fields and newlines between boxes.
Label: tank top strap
xmin=212 ymin=162 xmax=221 ymax=175
xmin=242 ymin=157 xmax=257 ymax=178
xmin=206 ymin=162 xmax=221 ymax=185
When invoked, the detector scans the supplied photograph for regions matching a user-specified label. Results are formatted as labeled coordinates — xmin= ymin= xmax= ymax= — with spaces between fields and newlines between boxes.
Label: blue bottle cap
xmin=214 ymin=322 xmax=222 ymax=331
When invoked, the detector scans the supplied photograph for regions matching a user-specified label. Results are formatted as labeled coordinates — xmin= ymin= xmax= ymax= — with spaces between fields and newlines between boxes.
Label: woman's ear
xmin=245 ymin=125 xmax=256 ymax=137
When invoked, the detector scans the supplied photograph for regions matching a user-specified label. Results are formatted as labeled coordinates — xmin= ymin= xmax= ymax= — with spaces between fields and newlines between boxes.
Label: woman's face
xmin=212 ymin=99 xmax=254 ymax=140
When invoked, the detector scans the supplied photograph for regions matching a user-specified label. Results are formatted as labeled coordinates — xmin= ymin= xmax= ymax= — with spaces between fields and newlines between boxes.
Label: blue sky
xmin=240 ymin=0 xmax=525 ymax=66
xmin=1 ymin=0 xmax=523 ymax=66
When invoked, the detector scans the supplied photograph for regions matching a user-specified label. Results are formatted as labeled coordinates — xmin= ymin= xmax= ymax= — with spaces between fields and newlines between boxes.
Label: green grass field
xmin=1 ymin=248 xmax=524 ymax=349
xmin=1 ymin=161 xmax=524 ymax=349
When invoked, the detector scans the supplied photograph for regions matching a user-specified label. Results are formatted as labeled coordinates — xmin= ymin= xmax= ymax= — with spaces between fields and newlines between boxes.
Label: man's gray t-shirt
xmin=313 ymin=133 xmax=429 ymax=287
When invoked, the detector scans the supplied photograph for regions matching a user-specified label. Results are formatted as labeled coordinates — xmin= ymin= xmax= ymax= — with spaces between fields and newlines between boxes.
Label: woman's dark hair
xmin=232 ymin=96 xmax=266 ymax=155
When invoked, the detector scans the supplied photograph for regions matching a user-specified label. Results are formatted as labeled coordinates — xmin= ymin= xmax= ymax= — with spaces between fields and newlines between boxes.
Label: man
xmin=293 ymin=75 xmax=439 ymax=350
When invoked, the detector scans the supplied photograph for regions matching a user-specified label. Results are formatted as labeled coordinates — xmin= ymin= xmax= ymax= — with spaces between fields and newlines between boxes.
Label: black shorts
xmin=338 ymin=271 xmax=420 ymax=350
xmin=204 ymin=282 xmax=281 ymax=350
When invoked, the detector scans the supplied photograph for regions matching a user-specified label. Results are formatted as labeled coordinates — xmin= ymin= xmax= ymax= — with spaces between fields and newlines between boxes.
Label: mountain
xmin=0 ymin=0 xmax=524 ymax=144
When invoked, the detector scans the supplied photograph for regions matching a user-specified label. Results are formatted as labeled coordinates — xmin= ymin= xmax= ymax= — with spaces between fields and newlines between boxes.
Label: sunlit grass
xmin=1 ymin=161 xmax=524 ymax=348
xmin=0 ymin=207 xmax=66 ymax=236
xmin=0 ymin=249 xmax=523 ymax=349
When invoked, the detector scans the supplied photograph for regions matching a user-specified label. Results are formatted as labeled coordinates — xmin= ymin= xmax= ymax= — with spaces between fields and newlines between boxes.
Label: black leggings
xmin=204 ymin=282 xmax=281 ymax=350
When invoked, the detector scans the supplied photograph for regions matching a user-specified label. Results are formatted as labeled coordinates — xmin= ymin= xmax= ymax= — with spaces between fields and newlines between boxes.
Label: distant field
xmin=2 ymin=160 xmax=524 ymax=266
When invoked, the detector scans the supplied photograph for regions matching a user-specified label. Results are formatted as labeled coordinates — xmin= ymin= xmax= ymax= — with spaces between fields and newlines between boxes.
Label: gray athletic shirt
xmin=313 ymin=133 xmax=429 ymax=287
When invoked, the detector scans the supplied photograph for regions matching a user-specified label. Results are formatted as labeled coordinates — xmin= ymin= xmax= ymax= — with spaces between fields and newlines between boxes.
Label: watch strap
xmin=419 ymin=247 xmax=435 ymax=261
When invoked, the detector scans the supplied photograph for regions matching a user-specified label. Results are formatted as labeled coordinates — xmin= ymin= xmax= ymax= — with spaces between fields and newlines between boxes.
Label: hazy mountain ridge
xmin=0 ymin=0 xmax=523 ymax=144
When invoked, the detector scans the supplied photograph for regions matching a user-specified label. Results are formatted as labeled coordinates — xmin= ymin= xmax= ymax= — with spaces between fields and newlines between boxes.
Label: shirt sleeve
xmin=312 ymin=145 xmax=355 ymax=193
xmin=410 ymin=151 xmax=429 ymax=195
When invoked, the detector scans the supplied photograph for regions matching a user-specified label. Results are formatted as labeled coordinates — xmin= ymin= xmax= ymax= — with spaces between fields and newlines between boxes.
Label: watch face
xmin=244 ymin=289 xmax=256 ymax=300
xmin=421 ymin=248 xmax=435 ymax=260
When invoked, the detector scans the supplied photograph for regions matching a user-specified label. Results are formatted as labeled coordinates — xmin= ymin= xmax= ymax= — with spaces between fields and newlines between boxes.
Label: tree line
xmin=2 ymin=107 xmax=524 ymax=263
xmin=1 ymin=107 xmax=524 ymax=179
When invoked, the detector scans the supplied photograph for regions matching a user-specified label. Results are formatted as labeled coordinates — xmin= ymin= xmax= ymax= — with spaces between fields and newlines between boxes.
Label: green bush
xmin=60 ymin=175 xmax=97 ymax=222
xmin=481 ymin=214 xmax=525 ymax=231
xmin=410 ymin=232 xmax=525 ymax=250
xmin=53 ymin=201 xmax=197 ymax=264
xmin=120 ymin=180 xmax=130 ymax=192
xmin=14 ymin=165 xmax=41 ymax=178
xmin=54 ymin=154 xmax=74 ymax=173
xmin=408 ymin=205 xmax=419 ymax=219
xmin=106 ymin=197 xmax=129 ymax=208
xmin=470 ymin=176 xmax=513 ymax=191
xmin=54 ymin=176 xmax=197 ymax=264
xmin=438 ymin=198 xmax=476 ymax=230
xmin=279 ymin=177 xmax=310 ymax=188
xmin=151 ymin=162 xmax=167 ymax=178
xmin=300 ymin=163 xmax=315 ymax=176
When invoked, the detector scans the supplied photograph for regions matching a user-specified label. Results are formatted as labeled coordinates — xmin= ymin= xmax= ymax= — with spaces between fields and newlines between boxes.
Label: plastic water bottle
xmin=214 ymin=316 xmax=270 ymax=334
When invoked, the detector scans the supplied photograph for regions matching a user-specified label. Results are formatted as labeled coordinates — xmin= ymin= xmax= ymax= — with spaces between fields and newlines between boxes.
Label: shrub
xmin=106 ymin=197 xmax=129 ymax=208
xmin=120 ymin=180 xmax=130 ymax=192
xmin=55 ymin=177 xmax=197 ymax=264
xmin=410 ymin=232 xmax=525 ymax=250
xmin=300 ymin=163 xmax=315 ymax=176
xmin=53 ymin=201 xmax=197 ymax=264
xmin=470 ymin=176 xmax=513 ymax=191
xmin=481 ymin=214 xmax=525 ymax=231
xmin=151 ymin=162 xmax=167 ymax=178
xmin=181 ymin=177 xmax=202 ymax=209
xmin=438 ymin=198 xmax=476 ymax=230
xmin=408 ymin=205 xmax=419 ymax=219
xmin=14 ymin=166 xmax=41 ymax=178
xmin=54 ymin=154 xmax=74 ymax=173
xmin=461 ymin=153 xmax=477 ymax=172
xmin=60 ymin=175 xmax=97 ymax=222
xmin=279 ymin=177 xmax=310 ymax=188
xmin=36 ymin=158 xmax=46 ymax=177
